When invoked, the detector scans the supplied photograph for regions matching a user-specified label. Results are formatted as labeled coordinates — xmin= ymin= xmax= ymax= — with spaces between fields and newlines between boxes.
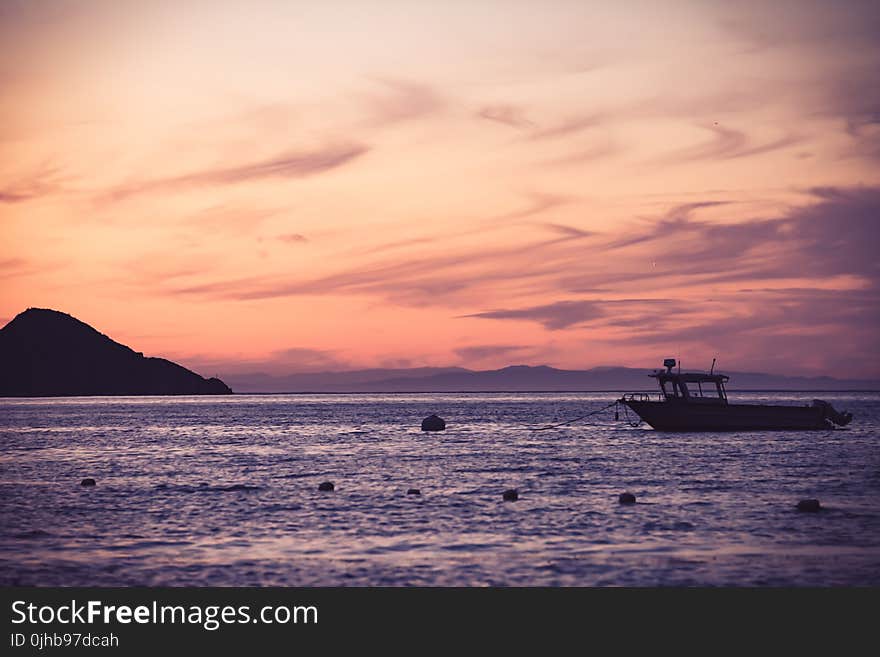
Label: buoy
xmin=318 ymin=481 xmax=335 ymax=492
xmin=618 ymin=492 xmax=636 ymax=504
xmin=80 ymin=478 xmax=96 ymax=487
xmin=407 ymin=488 xmax=421 ymax=496
xmin=502 ymin=489 xmax=519 ymax=501
xmin=421 ymin=414 xmax=446 ymax=431
xmin=796 ymin=499 xmax=821 ymax=512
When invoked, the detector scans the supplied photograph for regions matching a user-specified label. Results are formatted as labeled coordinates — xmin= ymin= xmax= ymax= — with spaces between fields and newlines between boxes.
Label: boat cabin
xmin=650 ymin=359 xmax=729 ymax=404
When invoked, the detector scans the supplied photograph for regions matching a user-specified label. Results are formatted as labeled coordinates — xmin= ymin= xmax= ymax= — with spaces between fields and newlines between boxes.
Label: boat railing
xmin=622 ymin=392 xmax=664 ymax=402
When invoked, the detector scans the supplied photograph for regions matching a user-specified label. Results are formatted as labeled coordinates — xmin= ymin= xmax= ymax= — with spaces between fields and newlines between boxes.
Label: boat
xmin=619 ymin=359 xmax=853 ymax=431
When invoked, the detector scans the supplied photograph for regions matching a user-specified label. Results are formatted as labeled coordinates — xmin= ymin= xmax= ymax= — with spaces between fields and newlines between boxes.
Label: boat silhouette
xmin=620 ymin=359 xmax=853 ymax=431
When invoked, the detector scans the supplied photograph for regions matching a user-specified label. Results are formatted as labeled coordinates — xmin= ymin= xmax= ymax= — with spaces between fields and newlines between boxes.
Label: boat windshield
xmin=658 ymin=376 xmax=727 ymax=403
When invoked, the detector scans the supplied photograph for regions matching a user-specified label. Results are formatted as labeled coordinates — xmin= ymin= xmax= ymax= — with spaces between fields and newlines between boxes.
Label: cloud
xmin=491 ymin=192 xmax=571 ymax=223
xmin=105 ymin=143 xmax=369 ymax=201
xmin=663 ymin=201 xmax=732 ymax=221
xmin=591 ymin=187 xmax=880 ymax=290
xmin=541 ymin=223 xmax=594 ymax=239
xmin=277 ymin=233 xmax=308 ymax=244
xmin=181 ymin=346 xmax=348 ymax=376
xmin=662 ymin=123 xmax=802 ymax=162
xmin=465 ymin=297 xmax=688 ymax=331
xmin=186 ymin=204 xmax=280 ymax=234
xmin=607 ymin=286 xmax=880 ymax=375
xmin=543 ymin=141 xmax=617 ymax=166
xmin=168 ymin=186 xmax=880 ymax=344
xmin=453 ymin=344 xmax=530 ymax=362
xmin=0 ymin=258 xmax=26 ymax=271
xmin=364 ymin=235 xmax=437 ymax=254
xmin=271 ymin=347 xmax=346 ymax=371
xmin=464 ymin=300 xmax=604 ymax=330
xmin=363 ymin=78 xmax=445 ymax=125
xmin=718 ymin=2 xmax=880 ymax=53
xmin=0 ymin=165 xmax=64 ymax=203
xmin=822 ymin=72 xmax=880 ymax=160
xmin=475 ymin=106 xmax=604 ymax=141
xmin=477 ymin=105 xmax=534 ymax=130
xmin=0 ymin=256 xmax=64 ymax=281
xmin=529 ymin=114 xmax=604 ymax=140
xmin=170 ymin=223 xmax=579 ymax=305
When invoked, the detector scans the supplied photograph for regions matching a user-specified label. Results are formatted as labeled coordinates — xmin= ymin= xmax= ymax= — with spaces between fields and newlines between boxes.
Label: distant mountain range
xmin=222 ymin=364 xmax=880 ymax=393
xmin=0 ymin=308 xmax=232 ymax=397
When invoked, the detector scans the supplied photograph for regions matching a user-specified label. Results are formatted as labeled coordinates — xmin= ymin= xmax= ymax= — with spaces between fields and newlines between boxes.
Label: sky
xmin=1 ymin=0 xmax=879 ymax=378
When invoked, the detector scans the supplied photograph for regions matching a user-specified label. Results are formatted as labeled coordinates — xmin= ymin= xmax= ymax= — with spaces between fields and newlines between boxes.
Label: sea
xmin=1 ymin=392 xmax=878 ymax=586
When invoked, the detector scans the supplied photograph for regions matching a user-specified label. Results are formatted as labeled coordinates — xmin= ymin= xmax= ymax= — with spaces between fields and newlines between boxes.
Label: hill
xmin=0 ymin=308 xmax=232 ymax=397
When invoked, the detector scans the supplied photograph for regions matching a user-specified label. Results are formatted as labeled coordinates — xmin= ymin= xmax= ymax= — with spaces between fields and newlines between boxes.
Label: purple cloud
xmin=464 ymin=300 xmax=604 ymax=330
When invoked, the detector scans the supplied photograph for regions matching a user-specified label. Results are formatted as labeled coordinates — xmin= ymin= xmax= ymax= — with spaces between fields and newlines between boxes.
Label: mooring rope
xmin=532 ymin=400 xmax=620 ymax=431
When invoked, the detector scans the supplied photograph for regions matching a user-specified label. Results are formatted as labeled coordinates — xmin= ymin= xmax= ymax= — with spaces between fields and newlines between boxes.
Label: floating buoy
xmin=421 ymin=414 xmax=446 ymax=432
xmin=618 ymin=492 xmax=636 ymax=504
xmin=80 ymin=478 xmax=96 ymax=487
xmin=796 ymin=499 xmax=821 ymax=512
xmin=318 ymin=481 xmax=335 ymax=492
xmin=407 ymin=488 xmax=421 ymax=496
xmin=502 ymin=489 xmax=519 ymax=501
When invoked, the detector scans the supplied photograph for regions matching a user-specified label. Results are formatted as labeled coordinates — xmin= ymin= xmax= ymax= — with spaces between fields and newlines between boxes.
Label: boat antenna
xmin=710 ymin=358 xmax=716 ymax=375
xmin=677 ymin=350 xmax=681 ymax=374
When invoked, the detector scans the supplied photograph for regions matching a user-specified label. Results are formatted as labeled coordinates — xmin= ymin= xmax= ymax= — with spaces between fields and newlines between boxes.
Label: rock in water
xmin=618 ymin=492 xmax=636 ymax=504
xmin=796 ymin=499 xmax=821 ymax=512
xmin=318 ymin=481 xmax=335 ymax=492
xmin=80 ymin=478 xmax=96 ymax=487
xmin=407 ymin=488 xmax=421 ymax=496
xmin=421 ymin=414 xmax=446 ymax=432
xmin=502 ymin=489 xmax=519 ymax=501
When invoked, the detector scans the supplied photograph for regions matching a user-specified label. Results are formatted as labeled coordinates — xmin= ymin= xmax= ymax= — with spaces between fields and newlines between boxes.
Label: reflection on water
xmin=1 ymin=392 xmax=879 ymax=586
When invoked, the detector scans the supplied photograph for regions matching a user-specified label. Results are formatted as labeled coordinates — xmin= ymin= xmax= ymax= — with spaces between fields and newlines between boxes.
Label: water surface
xmin=1 ymin=392 xmax=878 ymax=586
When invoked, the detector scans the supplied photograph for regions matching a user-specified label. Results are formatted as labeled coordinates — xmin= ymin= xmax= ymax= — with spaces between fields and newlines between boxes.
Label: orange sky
xmin=2 ymin=0 xmax=879 ymax=377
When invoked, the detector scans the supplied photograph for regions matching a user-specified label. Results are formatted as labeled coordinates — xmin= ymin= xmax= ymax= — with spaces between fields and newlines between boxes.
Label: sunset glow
xmin=2 ymin=0 xmax=879 ymax=378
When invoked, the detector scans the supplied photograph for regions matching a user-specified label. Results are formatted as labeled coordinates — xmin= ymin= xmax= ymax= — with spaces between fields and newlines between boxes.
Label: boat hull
xmin=622 ymin=400 xmax=832 ymax=431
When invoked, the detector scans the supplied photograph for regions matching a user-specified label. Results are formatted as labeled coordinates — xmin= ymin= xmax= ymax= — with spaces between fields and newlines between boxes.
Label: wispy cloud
xmin=464 ymin=300 xmax=604 ymax=330
xmin=0 ymin=257 xmax=28 ymax=273
xmin=277 ymin=233 xmax=308 ymax=244
xmin=104 ymin=143 xmax=369 ymax=201
xmin=0 ymin=165 xmax=64 ymax=203
xmin=607 ymin=286 xmax=880 ymax=375
xmin=663 ymin=201 xmax=732 ymax=221
xmin=529 ymin=114 xmax=604 ymax=140
xmin=540 ymin=223 xmax=594 ymax=239
xmin=543 ymin=141 xmax=617 ymax=166
xmin=476 ymin=104 xmax=534 ymax=130
xmin=491 ymin=193 xmax=571 ymax=223
xmin=363 ymin=78 xmax=445 ymax=126
xmin=662 ymin=123 xmax=802 ymax=162
xmin=166 ymin=186 xmax=880 ymax=319
xmin=824 ymin=73 xmax=880 ymax=160
xmin=475 ymin=105 xmax=604 ymax=142
xmin=614 ymin=186 xmax=880 ymax=287
xmin=465 ymin=298 xmax=687 ymax=331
